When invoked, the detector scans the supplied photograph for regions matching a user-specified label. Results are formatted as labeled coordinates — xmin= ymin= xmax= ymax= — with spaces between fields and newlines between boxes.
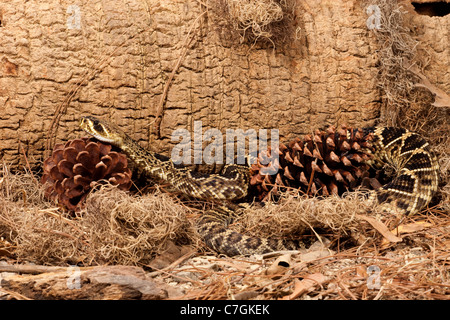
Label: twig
xmin=261 ymin=250 xmax=300 ymax=259
xmin=19 ymin=143 xmax=38 ymax=185
xmin=0 ymin=264 xmax=93 ymax=275
xmin=147 ymin=249 xmax=197 ymax=278
xmin=306 ymin=160 xmax=316 ymax=196
xmin=0 ymin=287 xmax=33 ymax=300
xmin=336 ymin=274 xmax=358 ymax=300
xmin=154 ymin=11 xmax=206 ymax=137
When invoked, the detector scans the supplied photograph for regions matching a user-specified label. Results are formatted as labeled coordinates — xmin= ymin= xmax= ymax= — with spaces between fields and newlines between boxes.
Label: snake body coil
xmin=80 ymin=116 xmax=439 ymax=256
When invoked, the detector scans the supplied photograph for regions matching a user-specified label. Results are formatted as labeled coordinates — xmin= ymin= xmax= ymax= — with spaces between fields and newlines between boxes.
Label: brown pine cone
xmin=250 ymin=125 xmax=375 ymax=201
xmin=41 ymin=137 xmax=132 ymax=212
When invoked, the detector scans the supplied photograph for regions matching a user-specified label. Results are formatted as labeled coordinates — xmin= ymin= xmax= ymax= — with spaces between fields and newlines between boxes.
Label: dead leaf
xmin=147 ymin=241 xmax=193 ymax=271
xmin=393 ymin=221 xmax=433 ymax=235
xmin=266 ymin=254 xmax=291 ymax=277
xmin=380 ymin=221 xmax=433 ymax=248
xmin=233 ymin=290 xmax=259 ymax=300
xmin=281 ymin=273 xmax=328 ymax=300
xmin=356 ymin=214 xmax=402 ymax=243
xmin=356 ymin=265 xmax=368 ymax=278
xmin=299 ymin=248 xmax=333 ymax=263
xmin=410 ymin=65 xmax=450 ymax=108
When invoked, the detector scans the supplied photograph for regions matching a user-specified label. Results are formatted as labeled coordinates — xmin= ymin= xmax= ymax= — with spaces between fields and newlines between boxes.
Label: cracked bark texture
xmin=0 ymin=0 xmax=448 ymax=169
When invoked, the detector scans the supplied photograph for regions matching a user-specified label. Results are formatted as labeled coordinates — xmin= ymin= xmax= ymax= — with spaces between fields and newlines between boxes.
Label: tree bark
xmin=0 ymin=0 xmax=448 ymax=169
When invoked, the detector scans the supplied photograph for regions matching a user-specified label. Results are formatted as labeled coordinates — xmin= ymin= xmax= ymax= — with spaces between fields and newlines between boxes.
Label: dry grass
xmin=235 ymin=191 xmax=374 ymax=241
xmin=0 ymin=160 xmax=385 ymax=268
xmin=211 ymin=0 xmax=298 ymax=47
xmin=2 ymin=158 xmax=448 ymax=263
xmin=227 ymin=0 xmax=283 ymax=39
xmin=0 ymin=163 xmax=370 ymax=266
xmin=0 ymin=164 xmax=195 ymax=266
xmin=362 ymin=0 xmax=423 ymax=126
xmin=362 ymin=0 xmax=449 ymax=146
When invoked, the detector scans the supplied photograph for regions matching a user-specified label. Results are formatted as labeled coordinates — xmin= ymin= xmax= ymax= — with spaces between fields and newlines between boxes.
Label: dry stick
xmin=336 ymin=272 xmax=358 ymax=300
xmin=0 ymin=264 xmax=94 ymax=274
xmin=19 ymin=143 xmax=38 ymax=185
xmin=147 ymin=249 xmax=197 ymax=278
xmin=154 ymin=11 xmax=206 ymax=138
xmin=307 ymin=130 xmax=324 ymax=196
xmin=0 ymin=287 xmax=33 ymax=300
xmin=306 ymin=162 xmax=316 ymax=196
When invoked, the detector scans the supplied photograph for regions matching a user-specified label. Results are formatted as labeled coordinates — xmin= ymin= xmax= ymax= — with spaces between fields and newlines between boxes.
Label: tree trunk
xmin=0 ymin=0 xmax=448 ymax=169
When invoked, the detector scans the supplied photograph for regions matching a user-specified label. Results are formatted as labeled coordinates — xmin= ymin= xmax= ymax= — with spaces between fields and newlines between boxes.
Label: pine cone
xmin=41 ymin=137 xmax=132 ymax=211
xmin=250 ymin=125 xmax=375 ymax=200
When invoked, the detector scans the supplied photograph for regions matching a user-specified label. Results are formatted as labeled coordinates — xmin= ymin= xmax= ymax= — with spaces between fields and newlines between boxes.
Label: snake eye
xmin=92 ymin=120 xmax=104 ymax=133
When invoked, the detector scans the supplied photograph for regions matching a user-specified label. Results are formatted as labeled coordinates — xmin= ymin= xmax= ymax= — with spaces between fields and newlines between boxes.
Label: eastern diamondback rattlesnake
xmin=80 ymin=116 xmax=439 ymax=256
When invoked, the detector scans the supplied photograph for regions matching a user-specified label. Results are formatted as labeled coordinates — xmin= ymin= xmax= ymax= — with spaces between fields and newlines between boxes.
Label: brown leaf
xmin=410 ymin=65 xmax=450 ymax=108
xmin=281 ymin=273 xmax=328 ymax=300
xmin=147 ymin=241 xmax=194 ymax=271
xmin=392 ymin=221 xmax=433 ymax=235
xmin=356 ymin=214 xmax=402 ymax=243
xmin=233 ymin=291 xmax=259 ymax=300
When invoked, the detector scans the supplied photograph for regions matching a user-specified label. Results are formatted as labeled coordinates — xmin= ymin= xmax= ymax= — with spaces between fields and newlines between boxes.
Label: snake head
xmin=79 ymin=116 xmax=121 ymax=145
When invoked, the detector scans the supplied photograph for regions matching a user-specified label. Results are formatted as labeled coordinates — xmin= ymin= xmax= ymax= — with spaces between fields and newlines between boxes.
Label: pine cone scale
xmin=63 ymin=147 xmax=78 ymax=164
xmin=57 ymin=159 xmax=74 ymax=178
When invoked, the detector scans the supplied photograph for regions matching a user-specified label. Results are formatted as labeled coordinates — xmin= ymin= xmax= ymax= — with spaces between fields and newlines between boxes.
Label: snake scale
xmin=79 ymin=116 xmax=439 ymax=256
